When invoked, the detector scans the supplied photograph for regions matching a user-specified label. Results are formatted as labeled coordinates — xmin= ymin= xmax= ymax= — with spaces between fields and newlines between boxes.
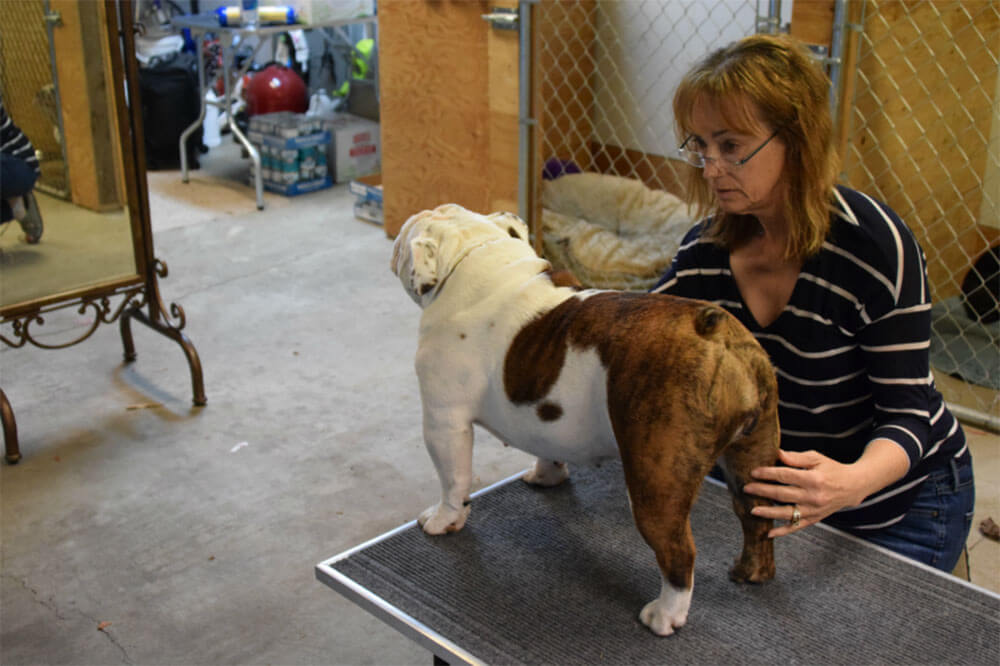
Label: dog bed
xmin=541 ymin=173 xmax=694 ymax=290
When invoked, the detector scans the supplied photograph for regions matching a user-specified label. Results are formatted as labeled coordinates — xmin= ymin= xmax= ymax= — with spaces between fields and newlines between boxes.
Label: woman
xmin=652 ymin=34 xmax=974 ymax=572
xmin=1 ymin=96 xmax=43 ymax=243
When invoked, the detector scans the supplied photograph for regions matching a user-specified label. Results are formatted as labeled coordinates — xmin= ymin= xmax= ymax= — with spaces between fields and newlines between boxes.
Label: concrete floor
xmin=1 ymin=153 xmax=534 ymax=664
xmin=1 ymin=145 xmax=998 ymax=664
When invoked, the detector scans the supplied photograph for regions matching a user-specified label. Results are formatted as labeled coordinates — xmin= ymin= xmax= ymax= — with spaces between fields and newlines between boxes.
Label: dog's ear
xmin=486 ymin=211 xmax=530 ymax=243
xmin=409 ymin=235 xmax=440 ymax=298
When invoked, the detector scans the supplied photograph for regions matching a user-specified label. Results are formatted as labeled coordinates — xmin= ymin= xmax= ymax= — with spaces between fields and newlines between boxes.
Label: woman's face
xmin=687 ymin=96 xmax=787 ymax=225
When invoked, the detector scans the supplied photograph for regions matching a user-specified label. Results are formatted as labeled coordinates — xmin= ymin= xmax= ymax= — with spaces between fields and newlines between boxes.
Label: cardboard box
xmin=288 ymin=0 xmax=374 ymax=24
xmin=317 ymin=113 xmax=380 ymax=184
xmin=349 ymin=173 xmax=382 ymax=225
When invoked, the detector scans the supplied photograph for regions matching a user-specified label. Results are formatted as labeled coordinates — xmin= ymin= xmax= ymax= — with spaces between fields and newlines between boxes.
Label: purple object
xmin=543 ymin=157 xmax=582 ymax=180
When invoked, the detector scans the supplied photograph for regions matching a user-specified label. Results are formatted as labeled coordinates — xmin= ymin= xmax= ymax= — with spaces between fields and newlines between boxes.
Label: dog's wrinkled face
xmin=390 ymin=204 xmax=530 ymax=306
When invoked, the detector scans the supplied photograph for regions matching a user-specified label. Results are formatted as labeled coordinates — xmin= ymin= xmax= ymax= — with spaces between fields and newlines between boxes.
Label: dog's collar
xmin=430 ymin=237 xmax=511 ymax=299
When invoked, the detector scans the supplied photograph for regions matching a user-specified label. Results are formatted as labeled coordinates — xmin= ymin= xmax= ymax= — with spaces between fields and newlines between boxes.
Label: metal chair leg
xmin=1 ymin=388 xmax=21 ymax=464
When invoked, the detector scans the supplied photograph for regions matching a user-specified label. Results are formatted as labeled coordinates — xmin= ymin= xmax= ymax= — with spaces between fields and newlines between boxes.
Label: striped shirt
xmin=1 ymin=98 xmax=40 ymax=176
xmin=651 ymin=185 xmax=969 ymax=531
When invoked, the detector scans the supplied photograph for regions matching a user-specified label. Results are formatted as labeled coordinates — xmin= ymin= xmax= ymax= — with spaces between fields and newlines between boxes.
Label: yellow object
xmin=335 ymin=37 xmax=375 ymax=97
xmin=353 ymin=37 xmax=374 ymax=78
xmin=215 ymin=5 xmax=296 ymax=27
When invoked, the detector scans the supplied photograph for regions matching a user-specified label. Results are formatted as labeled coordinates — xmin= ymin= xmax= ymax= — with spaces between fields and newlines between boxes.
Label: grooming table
xmin=315 ymin=462 xmax=1000 ymax=665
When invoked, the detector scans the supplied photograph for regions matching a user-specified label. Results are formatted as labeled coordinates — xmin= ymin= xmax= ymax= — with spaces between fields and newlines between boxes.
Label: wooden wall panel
xmin=487 ymin=0 xmax=521 ymax=215
xmin=790 ymin=0 xmax=836 ymax=49
xmin=379 ymin=0 xmax=498 ymax=237
xmin=50 ymin=0 xmax=121 ymax=210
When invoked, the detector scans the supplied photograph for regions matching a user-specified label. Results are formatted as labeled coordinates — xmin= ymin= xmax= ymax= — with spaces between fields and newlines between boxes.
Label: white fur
xmin=392 ymin=206 xmax=622 ymax=534
xmin=640 ymin=580 xmax=693 ymax=636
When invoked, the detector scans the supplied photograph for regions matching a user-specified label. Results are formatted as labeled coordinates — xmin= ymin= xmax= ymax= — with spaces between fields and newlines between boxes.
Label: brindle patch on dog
xmin=503 ymin=292 xmax=718 ymax=415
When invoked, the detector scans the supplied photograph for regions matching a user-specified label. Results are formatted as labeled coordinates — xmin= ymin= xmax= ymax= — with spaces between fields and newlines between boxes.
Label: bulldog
xmin=390 ymin=203 xmax=779 ymax=636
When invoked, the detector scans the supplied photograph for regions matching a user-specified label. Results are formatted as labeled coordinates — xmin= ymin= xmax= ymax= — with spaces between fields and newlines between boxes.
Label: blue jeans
xmin=1 ymin=152 xmax=38 ymax=222
xmin=858 ymin=457 xmax=975 ymax=572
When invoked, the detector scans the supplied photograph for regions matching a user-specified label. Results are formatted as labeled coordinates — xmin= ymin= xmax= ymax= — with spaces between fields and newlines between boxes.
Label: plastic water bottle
xmin=203 ymin=90 xmax=222 ymax=147
xmin=241 ymin=0 xmax=258 ymax=29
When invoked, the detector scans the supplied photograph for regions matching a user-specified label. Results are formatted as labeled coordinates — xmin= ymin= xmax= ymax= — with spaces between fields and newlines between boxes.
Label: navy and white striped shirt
xmin=652 ymin=185 xmax=969 ymax=531
xmin=1 ymin=98 xmax=40 ymax=175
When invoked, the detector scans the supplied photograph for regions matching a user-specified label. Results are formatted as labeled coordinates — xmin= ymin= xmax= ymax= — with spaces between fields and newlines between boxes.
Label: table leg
xmin=221 ymin=34 xmax=265 ymax=210
xmin=179 ymin=31 xmax=208 ymax=184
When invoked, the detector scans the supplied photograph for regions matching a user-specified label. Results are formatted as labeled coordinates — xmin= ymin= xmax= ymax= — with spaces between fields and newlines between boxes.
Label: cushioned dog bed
xmin=541 ymin=173 xmax=695 ymax=291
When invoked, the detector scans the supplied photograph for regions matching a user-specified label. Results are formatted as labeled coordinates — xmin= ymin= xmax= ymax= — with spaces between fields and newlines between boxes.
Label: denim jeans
xmin=1 ymin=153 xmax=38 ymax=222
xmin=857 ymin=457 xmax=975 ymax=573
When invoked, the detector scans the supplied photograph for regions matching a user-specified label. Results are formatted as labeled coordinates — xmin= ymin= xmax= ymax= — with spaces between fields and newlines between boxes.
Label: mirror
xmin=0 ymin=0 xmax=138 ymax=308
xmin=0 ymin=0 xmax=205 ymax=464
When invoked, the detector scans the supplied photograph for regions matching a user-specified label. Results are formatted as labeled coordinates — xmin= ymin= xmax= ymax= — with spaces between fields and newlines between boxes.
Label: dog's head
xmin=391 ymin=204 xmax=531 ymax=307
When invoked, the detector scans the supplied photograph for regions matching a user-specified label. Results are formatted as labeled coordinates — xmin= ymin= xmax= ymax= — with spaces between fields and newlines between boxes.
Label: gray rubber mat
xmin=317 ymin=462 xmax=999 ymax=665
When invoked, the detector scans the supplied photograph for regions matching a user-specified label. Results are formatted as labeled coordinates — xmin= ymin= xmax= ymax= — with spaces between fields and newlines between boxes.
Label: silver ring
xmin=791 ymin=505 xmax=801 ymax=528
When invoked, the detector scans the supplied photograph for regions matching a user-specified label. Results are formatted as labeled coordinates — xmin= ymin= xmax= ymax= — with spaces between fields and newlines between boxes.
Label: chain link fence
xmin=842 ymin=0 xmax=999 ymax=425
xmin=532 ymin=0 xmax=763 ymax=290
xmin=0 ymin=0 xmax=68 ymax=197
xmin=535 ymin=0 xmax=760 ymax=197
xmin=529 ymin=0 xmax=997 ymax=425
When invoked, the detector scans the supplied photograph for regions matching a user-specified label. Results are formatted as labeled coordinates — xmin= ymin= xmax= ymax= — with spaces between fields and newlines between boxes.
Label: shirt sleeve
xmin=0 ymin=100 xmax=40 ymax=175
xmin=854 ymin=199 xmax=934 ymax=469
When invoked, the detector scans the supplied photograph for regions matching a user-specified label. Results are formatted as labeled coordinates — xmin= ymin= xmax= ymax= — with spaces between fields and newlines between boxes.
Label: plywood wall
xmin=379 ymin=0 xmax=522 ymax=237
xmin=50 ymin=0 xmax=122 ymax=210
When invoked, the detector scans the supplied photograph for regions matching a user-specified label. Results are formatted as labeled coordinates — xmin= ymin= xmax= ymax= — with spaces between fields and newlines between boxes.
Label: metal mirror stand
xmin=0 ymin=0 xmax=205 ymax=464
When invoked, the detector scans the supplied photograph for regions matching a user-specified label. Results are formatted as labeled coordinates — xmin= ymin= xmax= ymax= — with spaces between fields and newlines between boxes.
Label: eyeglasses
xmin=677 ymin=129 xmax=780 ymax=170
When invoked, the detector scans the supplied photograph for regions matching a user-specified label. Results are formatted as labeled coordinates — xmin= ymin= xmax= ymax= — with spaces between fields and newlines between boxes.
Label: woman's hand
xmin=743 ymin=441 xmax=910 ymax=538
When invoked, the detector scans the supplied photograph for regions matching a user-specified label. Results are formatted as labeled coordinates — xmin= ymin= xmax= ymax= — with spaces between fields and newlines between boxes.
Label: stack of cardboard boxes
xmin=247 ymin=111 xmax=380 ymax=198
xmin=248 ymin=113 xmax=332 ymax=196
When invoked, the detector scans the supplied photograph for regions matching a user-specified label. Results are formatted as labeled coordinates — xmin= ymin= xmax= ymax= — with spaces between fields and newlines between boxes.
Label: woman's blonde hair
xmin=673 ymin=34 xmax=839 ymax=259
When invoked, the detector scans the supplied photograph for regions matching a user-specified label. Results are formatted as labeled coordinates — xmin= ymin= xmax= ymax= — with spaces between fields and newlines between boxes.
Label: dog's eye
xmin=507 ymin=226 xmax=522 ymax=240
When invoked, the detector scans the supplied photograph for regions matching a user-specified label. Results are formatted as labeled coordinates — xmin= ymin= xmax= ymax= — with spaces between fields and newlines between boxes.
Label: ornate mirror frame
xmin=0 ymin=0 xmax=205 ymax=464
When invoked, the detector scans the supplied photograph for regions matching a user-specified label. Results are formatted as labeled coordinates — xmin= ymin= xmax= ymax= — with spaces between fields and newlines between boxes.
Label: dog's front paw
xmin=639 ymin=582 xmax=692 ymax=636
xmin=418 ymin=502 xmax=470 ymax=535
xmin=522 ymin=459 xmax=570 ymax=487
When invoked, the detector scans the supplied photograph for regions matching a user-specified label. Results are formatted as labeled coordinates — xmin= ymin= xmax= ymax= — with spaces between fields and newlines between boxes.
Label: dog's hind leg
xmin=620 ymin=440 xmax=708 ymax=636
xmin=720 ymin=407 xmax=779 ymax=583
xmin=419 ymin=413 xmax=475 ymax=535
xmin=522 ymin=458 xmax=569 ymax=486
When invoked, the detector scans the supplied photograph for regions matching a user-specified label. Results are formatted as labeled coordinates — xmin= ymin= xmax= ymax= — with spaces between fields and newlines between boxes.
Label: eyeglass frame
xmin=677 ymin=129 xmax=781 ymax=170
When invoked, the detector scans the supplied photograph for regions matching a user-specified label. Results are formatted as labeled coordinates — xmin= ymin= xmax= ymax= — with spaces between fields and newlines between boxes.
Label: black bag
xmin=139 ymin=51 xmax=202 ymax=170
